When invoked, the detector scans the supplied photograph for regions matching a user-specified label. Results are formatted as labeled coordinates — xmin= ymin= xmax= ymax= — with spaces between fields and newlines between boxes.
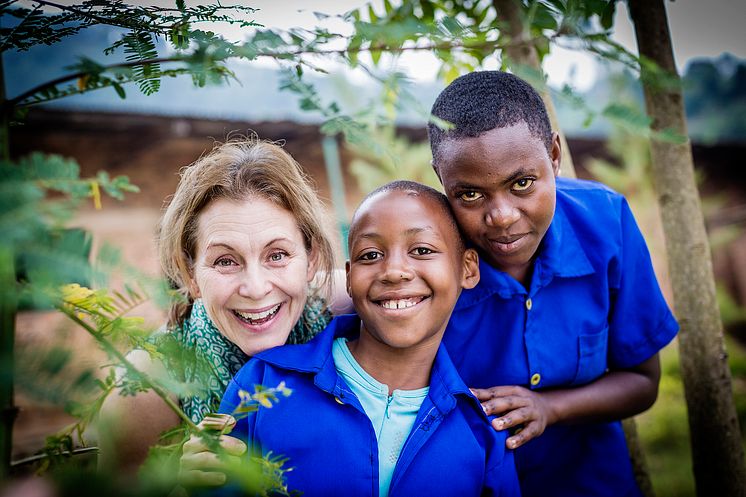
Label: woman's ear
xmin=461 ymin=248 xmax=480 ymax=290
xmin=306 ymin=244 xmax=320 ymax=283
xmin=188 ymin=273 xmax=201 ymax=299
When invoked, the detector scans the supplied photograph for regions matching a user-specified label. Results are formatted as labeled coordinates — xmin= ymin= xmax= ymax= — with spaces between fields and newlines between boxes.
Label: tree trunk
xmin=628 ymin=1 xmax=746 ymax=496
xmin=492 ymin=0 xmax=576 ymax=179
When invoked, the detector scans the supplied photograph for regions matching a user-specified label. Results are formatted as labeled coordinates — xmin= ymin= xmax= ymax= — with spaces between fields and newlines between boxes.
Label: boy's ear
xmin=550 ymin=132 xmax=561 ymax=177
xmin=460 ymin=248 xmax=480 ymax=290
xmin=345 ymin=260 xmax=352 ymax=297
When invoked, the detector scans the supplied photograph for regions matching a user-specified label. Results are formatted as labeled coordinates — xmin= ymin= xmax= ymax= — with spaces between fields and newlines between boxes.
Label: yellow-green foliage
xmin=347 ymin=126 xmax=441 ymax=194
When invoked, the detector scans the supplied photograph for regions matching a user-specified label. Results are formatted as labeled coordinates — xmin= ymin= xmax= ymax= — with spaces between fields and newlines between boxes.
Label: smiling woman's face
xmin=189 ymin=195 xmax=316 ymax=356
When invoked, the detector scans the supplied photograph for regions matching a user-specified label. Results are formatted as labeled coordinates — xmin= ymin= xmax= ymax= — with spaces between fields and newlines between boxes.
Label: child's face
xmin=434 ymin=122 xmax=560 ymax=284
xmin=346 ymin=190 xmax=479 ymax=351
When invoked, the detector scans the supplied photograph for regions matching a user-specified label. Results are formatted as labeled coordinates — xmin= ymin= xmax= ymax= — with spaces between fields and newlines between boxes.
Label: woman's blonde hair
xmin=158 ymin=135 xmax=336 ymax=326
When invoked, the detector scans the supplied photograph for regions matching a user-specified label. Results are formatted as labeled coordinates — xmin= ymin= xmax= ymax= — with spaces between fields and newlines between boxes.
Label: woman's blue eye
xmin=269 ymin=252 xmax=286 ymax=262
xmin=215 ymin=258 xmax=235 ymax=267
xmin=512 ymin=178 xmax=535 ymax=191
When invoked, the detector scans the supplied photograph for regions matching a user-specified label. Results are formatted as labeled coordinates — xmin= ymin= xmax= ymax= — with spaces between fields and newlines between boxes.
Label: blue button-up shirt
xmin=220 ymin=314 xmax=521 ymax=497
xmin=443 ymin=177 xmax=679 ymax=497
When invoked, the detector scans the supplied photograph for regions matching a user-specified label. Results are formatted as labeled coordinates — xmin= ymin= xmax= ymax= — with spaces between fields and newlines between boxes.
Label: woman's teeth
xmin=234 ymin=304 xmax=281 ymax=324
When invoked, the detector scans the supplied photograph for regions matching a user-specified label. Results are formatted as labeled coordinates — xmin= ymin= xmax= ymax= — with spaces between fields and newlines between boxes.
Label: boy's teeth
xmin=380 ymin=298 xmax=420 ymax=310
xmin=236 ymin=304 xmax=280 ymax=321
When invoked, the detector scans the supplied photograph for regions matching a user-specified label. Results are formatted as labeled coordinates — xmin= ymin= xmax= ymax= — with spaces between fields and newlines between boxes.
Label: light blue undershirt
xmin=332 ymin=337 xmax=429 ymax=497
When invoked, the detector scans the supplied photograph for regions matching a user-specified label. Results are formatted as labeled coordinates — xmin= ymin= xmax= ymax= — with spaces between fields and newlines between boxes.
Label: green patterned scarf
xmin=176 ymin=296 xmax=331 ymax=423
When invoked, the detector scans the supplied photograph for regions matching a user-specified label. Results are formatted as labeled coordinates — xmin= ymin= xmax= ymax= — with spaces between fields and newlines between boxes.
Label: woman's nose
xmin=237 ymin=265 xmax=273 ymax=299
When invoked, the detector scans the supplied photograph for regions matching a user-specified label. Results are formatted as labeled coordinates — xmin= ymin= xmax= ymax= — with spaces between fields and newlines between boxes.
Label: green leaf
xmin=600 ymin=0 xmax=617 ymax=30
xmin=111 ymin=82 xmax=126 ymax=99
xmin=368 ymin=4 xmax=378 ymax=23
xmin=601 ymin=103 xmax=652 ymax=132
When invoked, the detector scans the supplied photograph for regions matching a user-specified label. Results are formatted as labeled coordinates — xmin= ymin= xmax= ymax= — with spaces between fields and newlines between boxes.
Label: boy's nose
xmin=380 ymin=253 xmax=414 ymax=283
xmin=485 ymin=200 xmax=520 ymax=229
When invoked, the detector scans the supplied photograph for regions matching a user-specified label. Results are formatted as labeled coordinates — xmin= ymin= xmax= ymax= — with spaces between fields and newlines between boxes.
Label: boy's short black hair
xmin=348 ymin=180 xmax=464 ymax=254
xmin=428 ymin=71 xmax=553 ymax=164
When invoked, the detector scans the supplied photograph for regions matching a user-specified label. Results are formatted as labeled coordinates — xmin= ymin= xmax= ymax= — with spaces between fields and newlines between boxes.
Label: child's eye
xmin=512 ymin=178 xmax=535 ymax=191
xmin=459 ymin=191 xmax=483 ymax=202
xmin=411 ymin=247 xmax=434 ymax=256
xmin=358 ymin=251 xmax=382 ymax=262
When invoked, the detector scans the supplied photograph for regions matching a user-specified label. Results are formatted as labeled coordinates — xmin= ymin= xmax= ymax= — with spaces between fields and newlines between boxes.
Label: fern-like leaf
xmin=122 ymin=30 xmax=161 ymax=95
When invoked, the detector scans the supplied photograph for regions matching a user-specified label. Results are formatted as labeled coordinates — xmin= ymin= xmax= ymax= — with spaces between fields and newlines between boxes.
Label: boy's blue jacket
xmin=443 ymin=177 xmax=680 ymax=497
xmin=219 ymin=314 xmax=521 ymax=497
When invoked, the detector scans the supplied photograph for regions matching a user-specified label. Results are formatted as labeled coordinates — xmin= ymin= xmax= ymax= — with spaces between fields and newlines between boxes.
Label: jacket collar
xmin=457 ymin=198 xmax=594 ymax=305
xmin=255 ymin=314 xmax=475 ymax=412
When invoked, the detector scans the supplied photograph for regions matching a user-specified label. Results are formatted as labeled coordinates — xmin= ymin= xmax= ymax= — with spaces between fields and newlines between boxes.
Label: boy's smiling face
xmin=434 ymin=122 xmax=561 ymax=285
xmin=346 ymin=190 xmax=479 ymax=352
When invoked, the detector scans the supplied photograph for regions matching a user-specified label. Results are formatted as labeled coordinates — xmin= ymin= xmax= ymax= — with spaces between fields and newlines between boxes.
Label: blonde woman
xmin=99 ymin=137 xmax=346 ymax=484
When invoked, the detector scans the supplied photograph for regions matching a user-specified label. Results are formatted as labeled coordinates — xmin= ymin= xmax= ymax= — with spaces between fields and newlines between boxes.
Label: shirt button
xmin=525 ymin=298 xmax=533 ymax=310
xmin=530 ymin=373 xmax=541 ymax=386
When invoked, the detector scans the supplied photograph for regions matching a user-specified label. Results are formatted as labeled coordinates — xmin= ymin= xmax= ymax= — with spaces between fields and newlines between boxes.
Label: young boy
xmin=218 ymin=181 xmax=521 ymax=497
xmin=428 ymin=70 xmax=679 ymax=497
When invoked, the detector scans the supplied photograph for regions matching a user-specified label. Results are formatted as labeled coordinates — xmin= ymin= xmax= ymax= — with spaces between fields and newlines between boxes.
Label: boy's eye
xmin=358 ymin=251 xmax=381 ymax=261
xmin=512 ymin=178 xmax=534 ymax=191
xmin=459 ymin=191 xmax=483 ymax=202
xmin=412 ymin=247 xmax=434 ymax=256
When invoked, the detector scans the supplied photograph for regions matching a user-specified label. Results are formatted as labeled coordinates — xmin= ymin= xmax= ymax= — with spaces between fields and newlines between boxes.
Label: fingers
xmin=504 ymin=420 xmax=545 ymax=449
xmin=470 ymin=385 xmax=526 ymax=401
xmin=219 ymin=435 xmax=247 ymax=456
xmin=183 ymin=434 xmax=247 ymax=459
xmin=200 ymin=413 xmax=237 ymax=433
xmin=480 ymin=394 xmax=531 ymax=417
xmin=491 ymin=406 xmax=534 ymax=431
xmin=180 ymin=469 xmax=227 ymax=487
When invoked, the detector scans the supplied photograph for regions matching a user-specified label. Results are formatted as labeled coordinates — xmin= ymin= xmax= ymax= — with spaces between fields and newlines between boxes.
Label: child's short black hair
xmin=348 ymin=180 xmax=464 ymax=254
xmin=428 ymin=71 xmax=553 ymax=164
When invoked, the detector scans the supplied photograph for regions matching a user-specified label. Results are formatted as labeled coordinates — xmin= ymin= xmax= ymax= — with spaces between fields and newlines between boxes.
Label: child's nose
xmin=380 ymin=253 xmax=414 ymax=283
xmin=485 ymin=199 xmax=520 ymax=229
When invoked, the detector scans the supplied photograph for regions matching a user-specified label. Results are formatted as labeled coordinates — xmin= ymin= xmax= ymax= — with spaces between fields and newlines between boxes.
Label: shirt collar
xmin=535 ymin=200 xmax=594 ymax=280
xmin=255 ymin=314 xmax=476 ymax=411
xmin=459 ymin=199 xmax=594 ymax=302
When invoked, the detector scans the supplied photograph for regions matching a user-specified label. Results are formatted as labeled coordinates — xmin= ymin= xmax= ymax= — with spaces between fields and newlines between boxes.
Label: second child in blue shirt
xmin=219 ymin=180 xmax=521 ymax=497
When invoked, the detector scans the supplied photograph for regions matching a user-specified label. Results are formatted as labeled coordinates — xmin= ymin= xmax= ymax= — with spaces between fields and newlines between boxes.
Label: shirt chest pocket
xmin=572 ymin=326 xmax=609 ymax=386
